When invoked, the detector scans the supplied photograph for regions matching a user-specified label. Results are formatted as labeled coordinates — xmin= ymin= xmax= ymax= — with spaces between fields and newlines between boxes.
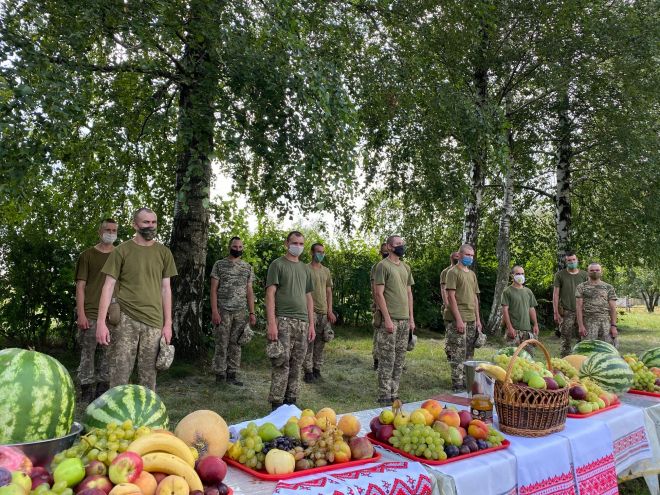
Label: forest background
xmin=0 ymin=0 xmax=658 ymax=351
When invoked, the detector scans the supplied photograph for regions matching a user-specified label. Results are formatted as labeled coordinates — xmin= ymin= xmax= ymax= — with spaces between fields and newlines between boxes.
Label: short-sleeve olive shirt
xmin=266 ymin=256 xmax=314 ymax=322
xmin=443 ymin=268 xmax=480 ymax=322
xmin=75 ymin=247 xmax=112 ymax=319
xmin=501 ymin=285 xmax=538 ymax=331
xmin=210 ymin=258 xmax=254 ymax=312
xmin=440 ymin=265 xmax=454 ymax=285
xmin=576 ymin=281 xmax=617 ymax=317
xmin=309 ymin=264 xmax=332 ymax=315
xmin=373 ymin=258 xmax=414 ymax=320
xmin=553 ymin=269 xmax=588 ymax=312
xmin=102 ymin=240 xmax=178 ymax=328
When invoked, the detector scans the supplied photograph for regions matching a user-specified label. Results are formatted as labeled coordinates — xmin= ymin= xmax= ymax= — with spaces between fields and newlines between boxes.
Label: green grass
xmin=70 ymin=307 xmax=660 ymax=494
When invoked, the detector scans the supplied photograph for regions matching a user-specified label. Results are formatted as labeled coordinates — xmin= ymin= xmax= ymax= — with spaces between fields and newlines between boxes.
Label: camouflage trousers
xmin=303 ymin=313 xmax=329 ymax=373
xmin=212 ymin=309 xmax=248 ymax=375
xmin=268 ymin=317 xmax=309 ymax=403
xmin=375 ymin=319 xmax=409 ymax=401
xmin=560 ymin=310 xmax=579 ymax=357
xmin=77 ymin=319 xmax=111 ymax=385
xmin=582 ymin=314 xmax=619 ymax=348
xmin=109 ymin=312 xmax=161 ymax=391
xmin=445 ymin=321 xmax=478 ymax=390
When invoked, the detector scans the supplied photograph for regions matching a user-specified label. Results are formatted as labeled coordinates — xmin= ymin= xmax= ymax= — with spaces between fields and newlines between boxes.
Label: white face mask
xmin=102 ymin=233 xmax=117 ymax=244
xmin=513 ymin=274 xmax=525 ymax=285
xmin=288 ymin=244 xmax=304 ymax=257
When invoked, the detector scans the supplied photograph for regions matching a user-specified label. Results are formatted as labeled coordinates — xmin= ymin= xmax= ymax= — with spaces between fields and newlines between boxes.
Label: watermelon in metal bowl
xmin=7 ymin=422 xmax=83 ymax=467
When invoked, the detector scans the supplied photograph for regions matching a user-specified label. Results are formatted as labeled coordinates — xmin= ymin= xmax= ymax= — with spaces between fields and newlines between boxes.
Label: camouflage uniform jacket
xmin=210 ymin=258 xmax=254 ymax=312
xmin=576 ymin=281 xmax=617 ymax=317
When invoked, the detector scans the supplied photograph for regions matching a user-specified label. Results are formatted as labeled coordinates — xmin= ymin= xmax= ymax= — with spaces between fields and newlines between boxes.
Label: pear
xmin=282 ymin=422 xmax=300 ymax=440
xmin=553 ymin=372 xmax=567 ymax=388
xmin=528 ymin=375 xmax=547 ymax=390
xmin=522 ymin=369 xmax=539 ymax=383
xmin=258 ymin=422 xmax=282 ymax=441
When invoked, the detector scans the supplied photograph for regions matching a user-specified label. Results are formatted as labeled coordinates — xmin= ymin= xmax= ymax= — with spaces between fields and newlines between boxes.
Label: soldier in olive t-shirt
xmin=553 ymin=254 xmax=588 ymax=356
xmin=266 ymin=257 xmax=314 ymax=322
xmin=501 ymin=266 xmax=539 ymax=347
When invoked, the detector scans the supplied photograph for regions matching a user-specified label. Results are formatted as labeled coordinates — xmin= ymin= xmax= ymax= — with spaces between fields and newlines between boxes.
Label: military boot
xmin=284 ymin=397 xmax=297 ymax=408
xmin=80 ymin=384 xmax=95 ymax=404
xmin=215 ymin=373 xmax=226 ymax=383
xmin=226 ymin=372 xmax=243 ymax=386
xmin=271 ymin=401 xmax=283 ymax=411
xmin=312 ymin=368 xmax=322 ymax=381
xmin=303 ymin=372 xmax=314 ymax=383
xmin=95 ymin=382 xmax=109 ymax=398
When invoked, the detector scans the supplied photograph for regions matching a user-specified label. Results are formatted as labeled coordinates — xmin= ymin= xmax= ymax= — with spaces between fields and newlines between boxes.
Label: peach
xmin=456 ymin=426 xmax=467 ymax=439
xmin=133 ymin=472 xmax=158 ymax=495
xmin=438 ymin=409 xmax=461 ymax=428
xmin=421 ymin=400 xmax=443 ymax=420
xmin=467 ymin=419 xmax=489 ymax=440
xmin=333 ymin=441 xmax=352 ymax=463
xmin=297 ymin=416 xmax=316 ymax=429
xmin=155 ymin=476 xmax=189 ymax=495
xmin=109 ymin=484 xmax=142 ymax=495
xmin=349 ymin=437 xmax=374 ymax=460
xmin=316 ymin=408 xmax=336 ymax=426
xmin=337 ymin=415 xmax=361 ymax=437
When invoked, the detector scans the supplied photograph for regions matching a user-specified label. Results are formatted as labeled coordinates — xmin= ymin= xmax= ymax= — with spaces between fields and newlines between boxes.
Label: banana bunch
xmin=476 ymin=363 xmax=509 ymax=382
xmin=127 ymin=432 xmax=203 ymax=491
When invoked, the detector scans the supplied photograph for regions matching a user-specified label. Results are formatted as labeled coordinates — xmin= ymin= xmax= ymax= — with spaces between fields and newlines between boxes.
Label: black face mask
xmin=393 ymin=245 xmax=406 ymax=257
xmin=230 ymin=249 xmax=243 ymax=258
xmin=381 ymin=252 xmax=389 ymax=258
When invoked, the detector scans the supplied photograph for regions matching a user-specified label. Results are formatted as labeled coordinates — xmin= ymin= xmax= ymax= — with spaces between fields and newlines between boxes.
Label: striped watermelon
xmin=494 ymin=347 xmax=533 ymax=362
xmin=0 ymin=348 xmax=75 ymax=444
xmin=579 ymin=353 xmax=633 ymax=394
xmin=640 ymin=347 xmax=660 ymax=368
xmin=83 ymin=384 xmax=168 ymax=431
xmin=571 ymin=339 xmax=619 ymax=356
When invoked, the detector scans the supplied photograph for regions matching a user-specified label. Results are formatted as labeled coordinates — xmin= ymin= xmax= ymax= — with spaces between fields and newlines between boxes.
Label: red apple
xmin=195 ymin=457 xmax=227 ymax=485
xmin=0 ymin=447 xmax=32 ymax=473
xmin=29 ymin=467 xmax=53 ymax=489
xmin=86 ymin=461 xmax=107 ymax=478
xmin=75 ymin=475 xmax=113 ymax=495
xmin=458 ymin=410 xmax=472 ymax=429
xmin=376 ymin=424 xmax=394 ymax=443
xmin=108 ymin=452 xmax=143 ymax=485
xmin=369 ymin=416 xmax=382 ymax=435
xmin=78 ymin=489 xmax=109 ymax=495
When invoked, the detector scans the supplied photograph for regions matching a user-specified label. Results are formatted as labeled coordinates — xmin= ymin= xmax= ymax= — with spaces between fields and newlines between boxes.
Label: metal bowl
xmin=7 ymin=422 xmax=84 ymax=467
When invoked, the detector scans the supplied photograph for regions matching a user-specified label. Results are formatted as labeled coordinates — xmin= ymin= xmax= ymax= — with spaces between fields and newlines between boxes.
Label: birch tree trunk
xmin=555 ymin=88 xmax=573 ymax=270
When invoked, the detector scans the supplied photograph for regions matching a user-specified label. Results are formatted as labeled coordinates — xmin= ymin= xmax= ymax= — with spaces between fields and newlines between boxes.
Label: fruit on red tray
xmin=543 ymin=377 xmax=559 ymax=390
xmin=11 ymin=471 xmax=31 ymax=493
xmin=438 ymin=410 xmax=460 ymax=428
xmin=109 ymin=452 xmax=143 ymax=485
xmin=432 ymin=420 xmax=450 ymax=437
xmin=54 ymin=458 xmax=86 ymax=488
xmin=456 ymin=426 xmax=467 ymax=440
xmin=379 ymin=409 xmax=394 ymax=425
xmin=376 ymin=424 xmax=394 ymax=443
xmin=257 ymin=423 xmax=280 ymax=442
xmin=577 ymin=402 xmax=593 ymax=414
xmin=203 ymin=486 xmax=219 ymax=495
xmin=295 ymin=459 xmax=314 ymax=471
xmin=300 ymin=425 xmax=322 ymax=444
xmin=569 ymin=385 xmax=587 ymax=401
xmin=333 ymin=441 xmax=352 ymax=463
xmin=174 ymin=410 xmax=230 ymax=459
xmin=133 ymin=471 xmax=157 ymax=495
xmin=216 ymin=484 xmax=230 ymax=495
xmin=337 ymin=415 xmax=360 ymax=437
xmin=444 ymin=445 xmax=460 ymax=458
xmin=409 ymin=410 xmax=426 ymax=426
xmin=392 ymin=410 xmax=410 ymax=428
xmin=86 ymin=461 xmax=107 ymax=478
xmin=316 ymin=408 xmax=337 ymax=426
xmin=282 ymin=422 xmax=300 ymax=440
xmin=0 ymin=447 xmax=32 ymax=473
xmin=446 ymin=427 xmax=463 ymax=447
xmin=457 ymin=410 xmax=472 ymax=429
xmin=467 ymin=420 xmax=489 ymax=440
xmin=155 ymin=475 xmax=189 ymax=495
xmin=195 ymin=457 xmax=226 ymax=485
xmin=297 ymin=416 xmax=316 ymax=429
xmin=458 ymin=445 xmax=471 ymax=456
xmin=109 ymin=483 xmax=142 ymax=495
xmin=369 ymin=417 xmax=382 ymax=435
xmin=349 ymin=437 xmax=374 ymax=460
xmin=421 ymin=400 xmax=443 ymax=420
xmin=74 ymin=475 xmax=113 ymax=495
xmin=568 ymin=405 xmax=578 ymax=414
xmin=77 ymin=488 xmax=109 ymax=495
xmin=598 ymin=393 xmax=611 ymax=407
xmin=264 ymin=449 xmax=295 ymax=475
xmin=476 ymin=439 xmax=489 ymax=450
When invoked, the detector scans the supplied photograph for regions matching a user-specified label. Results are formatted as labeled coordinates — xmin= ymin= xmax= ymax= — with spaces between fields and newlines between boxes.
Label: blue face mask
xmin=462 ymin=256 xmax=473 ymax=267
xmin=314 ymin=253 xmax=325 ymax=262
xmin=567 ymin=262 xmax=578 ymax=269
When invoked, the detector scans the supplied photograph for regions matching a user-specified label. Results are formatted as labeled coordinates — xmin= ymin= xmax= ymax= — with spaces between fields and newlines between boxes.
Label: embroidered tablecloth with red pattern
xmin=272 ymin=461 xmax=434 ymax=495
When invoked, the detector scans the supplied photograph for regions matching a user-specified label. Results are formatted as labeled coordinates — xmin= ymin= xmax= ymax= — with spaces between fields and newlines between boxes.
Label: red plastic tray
xmin=628 ymin=389 xmax=660 ymax=398
xmin=366 ymin=433 xmax=509 ymax=465
xmin=567 ymin=402 xmax=620 ymax=418
xmin=224 ymin=452 xmax=382 ymax=481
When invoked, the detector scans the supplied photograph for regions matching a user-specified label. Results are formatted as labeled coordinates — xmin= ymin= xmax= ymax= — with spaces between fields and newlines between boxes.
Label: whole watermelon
xmin=494 ymin=347 xmax=533 ymax=362
xmin=640 ymin=347 xmax=660 ymax=368
xmin=571 ymin=339 xmax=619 ymax=356
xmin=579 ymin=353 xmax=633 ymax=394
xmin=0 ymin=348 xmax=75 ymax=444
xmin=83 ymin=384 xmax=168 ymax=431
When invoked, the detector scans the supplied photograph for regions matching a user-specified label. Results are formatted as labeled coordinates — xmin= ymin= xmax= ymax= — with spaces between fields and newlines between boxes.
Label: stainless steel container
xmin=8 ymin=422 xmax=84 ymax=467
xmin=464 ymin=360 xmax=494 ymax=397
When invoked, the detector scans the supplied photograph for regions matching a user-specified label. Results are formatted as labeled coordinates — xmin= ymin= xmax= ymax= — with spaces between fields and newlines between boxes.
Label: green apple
xmin=10 ymin=472 xmax=30 ymax=494
xmin=0 ymin=485 xmax=27 ymax=495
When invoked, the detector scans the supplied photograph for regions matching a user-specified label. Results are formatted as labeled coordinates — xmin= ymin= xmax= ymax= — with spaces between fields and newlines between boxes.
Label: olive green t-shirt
xmin=440 ymin=265 xmax=454 ymax=285
xmin=266 ymin=256 xmax=314 ymax=322
xmin=373 ymin=258 xmax=414 ymax=320
xmin=501 ymin=285 xmax=538 ymax=331
xmin=553 ymin=269 xmax=588 ymax=312
xmin=309 ymin=264 xmax=332 ymax=315
xmin=75 ymin=247 xmax=112 ymax=319
xmin=576 ymin=281 xmax=617 ymax=317
xmin=443 ymin=268 xmax=480 ymax=322
xmin=102 ymin=240 xmax=178 ymax=328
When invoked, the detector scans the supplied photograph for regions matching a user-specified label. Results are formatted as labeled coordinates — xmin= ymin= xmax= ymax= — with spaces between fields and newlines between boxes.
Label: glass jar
xmin=470 ymin=394 xmax=493 ymax=424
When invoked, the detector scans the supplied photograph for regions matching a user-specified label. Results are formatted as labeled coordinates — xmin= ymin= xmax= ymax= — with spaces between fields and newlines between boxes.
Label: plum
xmin=568 ymin=405 xmax=578 ymax=414
xmin=217 ymin=483 xmax=230 ymax=495
xmin=0 ymin=468 xmax=11 ymax=487
xmin=444 ymin=445 xmax=460 ymax=458
xmin=476 ymin=439 xmax=489 ymax=450
xmin=569 ymin=386 xmax=587 ymax=400
xmin=458 ymin=445 xmax=471 ymax=456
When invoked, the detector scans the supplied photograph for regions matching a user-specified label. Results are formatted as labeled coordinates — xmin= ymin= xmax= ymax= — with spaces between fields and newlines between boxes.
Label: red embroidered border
xmin=519 ymin=471 xmax=576 ymax=495
xmin=576 ymin=454 xmax=618 ymax=495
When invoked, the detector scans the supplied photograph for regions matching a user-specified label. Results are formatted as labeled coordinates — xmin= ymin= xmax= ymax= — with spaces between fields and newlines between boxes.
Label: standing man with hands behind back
xmin=96 ymin=208 xmax=177 ymax=391
xmin=553 ymin=252 xmax=588 ymax=356
xmin=265 ymin=231 xmax=315 ymax=411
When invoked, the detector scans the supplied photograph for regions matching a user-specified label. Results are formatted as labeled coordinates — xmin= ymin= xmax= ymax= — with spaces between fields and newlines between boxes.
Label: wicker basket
xmin=494 ymin=339 xmax=569 ymax=437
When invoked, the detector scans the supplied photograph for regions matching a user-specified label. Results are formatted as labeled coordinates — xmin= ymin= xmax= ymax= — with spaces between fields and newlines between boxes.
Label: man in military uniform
xmin=440 ymin=251 xmax=461 ymax=311
xmin=210 ymin=236 xmax=257 ymax=386
xmin=553 ymin=251 xmax=588 ymax=356
xmin=373 ymin=235 xmax=415 ymax=405
xmin=576 ymin=263 xmax=618 ymax=346
xmin=96 ymin=208 xmax=177 ymax=391
xmin=370 ymin=242 xmax=389 ymax=370
xmin=265 ymin=231 xmax=315 ymax=410
xmin=303 ymin=243 xmax=336 ymax=383
xmin=75 ymin=218 xmax=117 ymax=403
xmin=444 ymin=244 xmax=482 ymax=392
xmin=502 ymin=266 xmax=539 ymax=346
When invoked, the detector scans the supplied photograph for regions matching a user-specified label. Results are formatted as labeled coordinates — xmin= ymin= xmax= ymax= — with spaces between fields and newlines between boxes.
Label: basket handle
xmin=503 ymin=339 xmax=553 ymax=383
